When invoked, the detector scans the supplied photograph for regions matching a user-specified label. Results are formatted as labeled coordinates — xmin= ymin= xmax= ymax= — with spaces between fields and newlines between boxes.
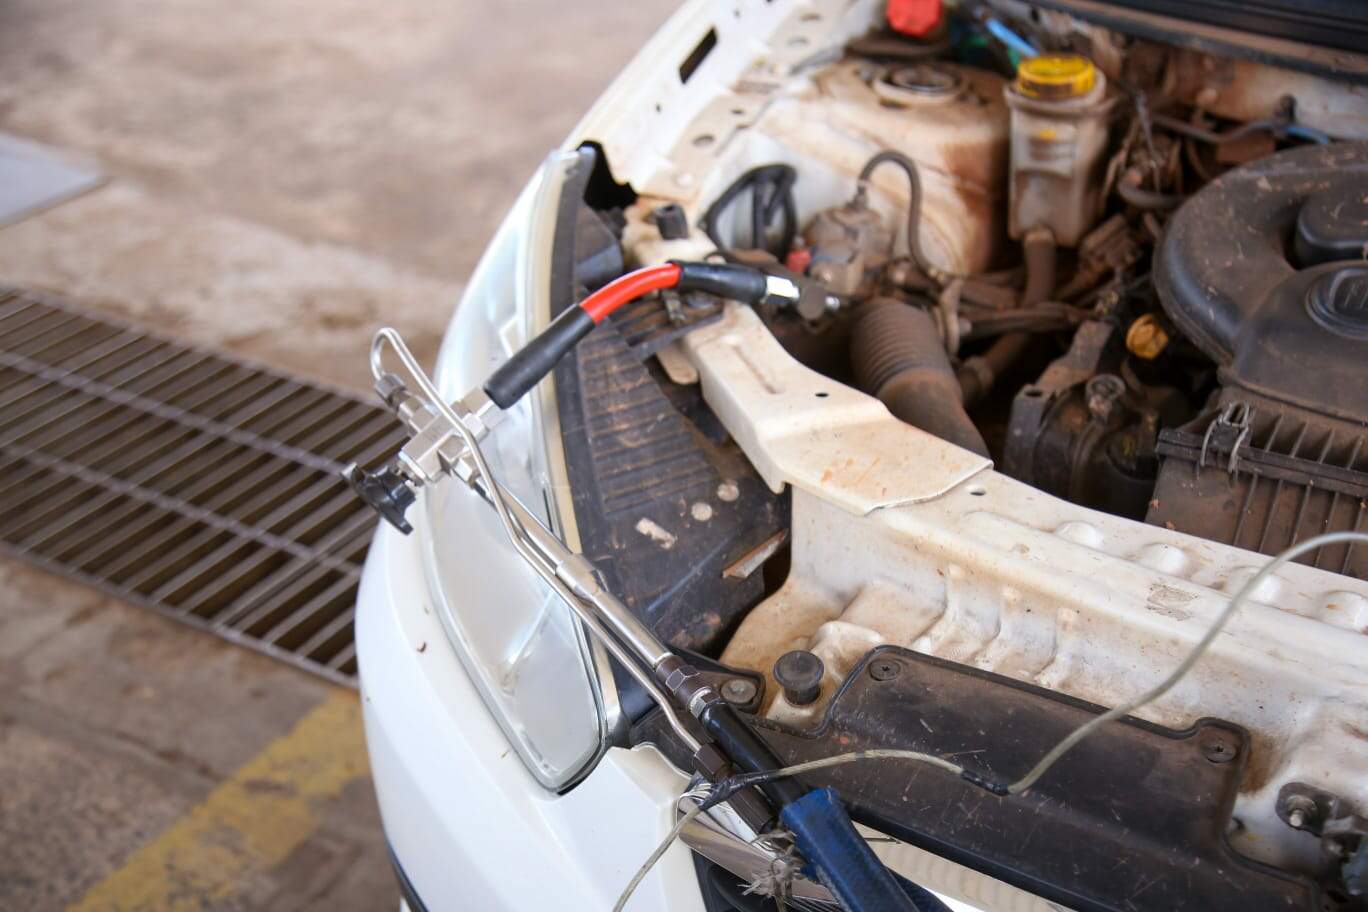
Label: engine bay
xmin=615 ymin=8 xmax=1368 ymax=558
xmin=544 ymin=1 xmax=1368 ymax=907
xmin=339 ymin=1 xmax=1368 ymax=908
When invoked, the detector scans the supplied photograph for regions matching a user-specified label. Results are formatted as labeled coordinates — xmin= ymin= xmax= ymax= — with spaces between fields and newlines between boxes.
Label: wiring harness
xmin=482 ymin=261 xmax=799 ymax=408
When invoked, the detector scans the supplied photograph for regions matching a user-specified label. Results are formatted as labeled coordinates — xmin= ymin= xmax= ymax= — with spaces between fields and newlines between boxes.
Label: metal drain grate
xmin=0 ymin=286 xmax=405 ymax=684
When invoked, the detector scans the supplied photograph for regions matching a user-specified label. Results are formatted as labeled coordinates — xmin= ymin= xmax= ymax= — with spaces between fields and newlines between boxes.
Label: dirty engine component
xmin=1149 ymin=143 xmax=1368 ymax=577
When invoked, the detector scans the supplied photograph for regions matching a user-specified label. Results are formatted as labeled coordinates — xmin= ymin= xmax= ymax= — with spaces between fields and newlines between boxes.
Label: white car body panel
xmin=358 ymin=520 xmax=702 ymax=911
xmin=356 ymin=0 xmax=1368 ymax=906
xmin=358 ymin=494 xmax=1040 ymax=910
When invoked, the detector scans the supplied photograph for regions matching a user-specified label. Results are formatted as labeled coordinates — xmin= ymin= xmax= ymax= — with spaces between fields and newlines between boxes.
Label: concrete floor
xmin=0 ymin=0 xmax=676 ymax=908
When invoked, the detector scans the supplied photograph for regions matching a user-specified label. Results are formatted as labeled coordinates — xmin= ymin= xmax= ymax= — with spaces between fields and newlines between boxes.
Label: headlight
xmin=421 ymin=151 xmax=608 ymax=790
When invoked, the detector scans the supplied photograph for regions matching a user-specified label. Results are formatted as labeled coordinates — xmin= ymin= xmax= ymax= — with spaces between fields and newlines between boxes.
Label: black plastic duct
xmin=1154 ymin=142 xmax=1368 ymax=426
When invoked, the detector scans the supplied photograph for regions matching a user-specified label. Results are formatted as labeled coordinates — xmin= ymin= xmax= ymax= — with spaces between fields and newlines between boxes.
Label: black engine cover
xmin=1155 ymin=142 xmax=1368 ymax=428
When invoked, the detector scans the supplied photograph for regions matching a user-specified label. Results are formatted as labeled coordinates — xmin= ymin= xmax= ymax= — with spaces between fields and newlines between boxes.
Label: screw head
xmin=720 ymin=678 xmax=758 ymax=705
xmin=1200 ymin=731 xmax=1239 ymax=763
xmin=869 ymin=658 xmax=902 ymax=682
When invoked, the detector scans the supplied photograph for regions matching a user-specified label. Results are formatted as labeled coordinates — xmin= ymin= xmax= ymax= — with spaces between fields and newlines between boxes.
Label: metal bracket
xmin=1277 ymin=782 xmax=1368 ymax=897
xmin=1199 ymin=400 xmax=1253 ymax=475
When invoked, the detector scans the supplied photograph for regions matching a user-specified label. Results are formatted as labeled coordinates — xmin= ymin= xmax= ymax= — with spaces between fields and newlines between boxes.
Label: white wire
xmin=738 ymin=749 xmax=964 ymax=785
xmin=1007 ymin=529 xmax=1368 ymax=793
xmin=612 ymin=530 xmax=1368 ymax=909
xmin=376 ymin=329 xmax=1368 ymax=901
xmin=612 ymin=751 xmax=963 ymax=911
xmin=613 ymin=800 xmax=707 ymax=912
xmin=371 ymin=331 xmax=1368 ymax=890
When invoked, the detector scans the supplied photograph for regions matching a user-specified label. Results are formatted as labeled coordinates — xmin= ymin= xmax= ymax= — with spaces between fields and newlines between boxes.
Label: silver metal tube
xmin=371 ymin=328 xmax=700 ymax=753
xmin=514 ymin=504 xmax=673 ymax=669
xmin=470 ymin=472 xmax=698 ymax=751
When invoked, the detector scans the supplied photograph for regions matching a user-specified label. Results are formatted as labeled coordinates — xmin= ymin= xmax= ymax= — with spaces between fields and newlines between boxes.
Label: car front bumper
xmin=356 ymin=519 xmax=705 ymax=911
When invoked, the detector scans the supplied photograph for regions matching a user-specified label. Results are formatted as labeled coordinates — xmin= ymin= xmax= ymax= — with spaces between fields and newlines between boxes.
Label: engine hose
xmin=1019 ymin=227 xmax=1057 ymax=309
xmin=851 ymin=297 xmax=989 ymax=457
xmin=958 ymin=227 xmax=1056 ymax=407
xmin=1117 ymin=179 xmax=1185 ymax=211
xmin=856 ymin=150 xmax=935 ymax=278
xmin=1151 ymin=113 xmax=1331 ymax=146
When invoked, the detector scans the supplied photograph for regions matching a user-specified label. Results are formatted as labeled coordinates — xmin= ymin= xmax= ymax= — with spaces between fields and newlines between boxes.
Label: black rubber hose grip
xmin=674 ymin=261 xmax=769 ymax=303
xmin=483 ymin=305 xmax=596 ymax=409
xmin=851 ymin=299 xmax=989 ymax=457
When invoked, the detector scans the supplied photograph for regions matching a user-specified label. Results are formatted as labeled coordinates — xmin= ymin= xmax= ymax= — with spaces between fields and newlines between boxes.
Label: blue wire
xmin=1284 ymin=123 xmax=1332 ymax=145
xmin=985 ymin=17 xmax=1038 ymax=59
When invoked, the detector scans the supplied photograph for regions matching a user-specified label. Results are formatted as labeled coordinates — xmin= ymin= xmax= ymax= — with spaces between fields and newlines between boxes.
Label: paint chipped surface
xmin=1147 ymin=582 xmax=1197 ymax=620
xmin=634 ymin=517 xmax=677 ymax=550
xmin=720 ymin=481 xmax=1368 ymax=872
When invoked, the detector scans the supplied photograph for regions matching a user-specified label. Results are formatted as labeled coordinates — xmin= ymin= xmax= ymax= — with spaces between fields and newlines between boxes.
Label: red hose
xmin=580 ymin=263 xmax=681 ymax=323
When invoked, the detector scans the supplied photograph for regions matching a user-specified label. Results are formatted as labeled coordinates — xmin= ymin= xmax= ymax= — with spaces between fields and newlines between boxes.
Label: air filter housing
xmin=1149 ymin=142 xmax=1368 ymax=578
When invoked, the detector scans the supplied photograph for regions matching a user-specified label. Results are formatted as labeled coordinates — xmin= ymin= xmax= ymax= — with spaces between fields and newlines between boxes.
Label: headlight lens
xmin=422 ymin=151 xmax=606 ymax=790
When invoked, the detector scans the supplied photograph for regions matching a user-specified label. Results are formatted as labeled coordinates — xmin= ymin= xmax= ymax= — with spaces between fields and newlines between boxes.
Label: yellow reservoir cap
xmin=1017 ymin=54 xmax=1097 ymax=99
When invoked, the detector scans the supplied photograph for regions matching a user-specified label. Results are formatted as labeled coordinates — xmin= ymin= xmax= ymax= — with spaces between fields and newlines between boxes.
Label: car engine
xmin=527 ymin=2 xmax=1368 ymax=908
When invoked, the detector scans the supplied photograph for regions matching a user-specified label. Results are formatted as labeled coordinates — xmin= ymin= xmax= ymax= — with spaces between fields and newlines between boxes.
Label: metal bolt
xmin=869 ymin=658 xmax=902 ymax=682
xmin=720 ymin=678 xmax=758 ymax=705
xmin=1281 ymin=794 xmax=1320 ymax=831
xmin=1085 ymin=373 xmax=1126 ymax=423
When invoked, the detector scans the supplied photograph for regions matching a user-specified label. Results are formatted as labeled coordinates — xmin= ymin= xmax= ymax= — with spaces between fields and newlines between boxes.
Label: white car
xmin=354 ymin=1 xmax=1368 ymax=910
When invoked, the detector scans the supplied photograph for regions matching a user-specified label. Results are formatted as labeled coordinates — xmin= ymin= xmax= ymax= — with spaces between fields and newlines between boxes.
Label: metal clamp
xmin=1198 ymin=400 xmax=1253 ymax=475
xmin=351 ymin=327 xmax=702 ymax=753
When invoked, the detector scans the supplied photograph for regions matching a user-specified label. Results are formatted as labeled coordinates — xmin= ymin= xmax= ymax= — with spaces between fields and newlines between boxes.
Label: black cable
xmin=1152 ymin=113 xmax=1330 ymax=146
xmin=1117 ymin=180 xmax=1185 ymax=211
xmin=700 ymin=164 xmax=798 ymax=259
xmin=856 ymin=150 xmax=933 ymax=276
xmin=696 ymin=700 xmax=807 ymax=808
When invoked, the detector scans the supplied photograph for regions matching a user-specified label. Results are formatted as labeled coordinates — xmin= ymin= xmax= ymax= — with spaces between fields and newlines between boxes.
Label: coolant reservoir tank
xmin=1005 ymin=54 xmax=1117 ymax=246
xmin=758 ymin=60 xmax=1010 ymax=275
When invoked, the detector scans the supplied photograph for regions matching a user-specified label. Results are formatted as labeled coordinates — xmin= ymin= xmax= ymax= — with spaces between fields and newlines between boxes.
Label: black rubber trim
xmin=387 ymin=841 xmax=432 ymax=912
xmin=1086 ymin=0 xmax=1368 ymax=54
xmin=1031 ymin=0 xmax=1368 ymax=82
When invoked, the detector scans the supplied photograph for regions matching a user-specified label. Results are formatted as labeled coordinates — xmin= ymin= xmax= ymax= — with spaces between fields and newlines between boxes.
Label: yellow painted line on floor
xmin=68 ymin=689 xmax=369 ymax=912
